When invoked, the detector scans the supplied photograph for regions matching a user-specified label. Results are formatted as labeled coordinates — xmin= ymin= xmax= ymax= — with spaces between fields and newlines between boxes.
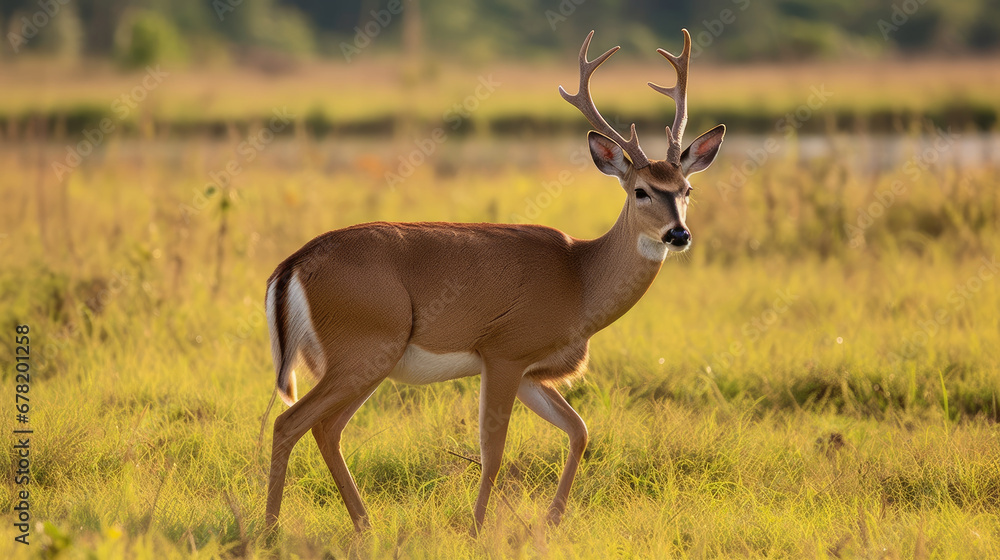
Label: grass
xmin=0 ymin=121 xmax=999 ymax=558
xmin=1 ymin=55 xmax=1000 ymax=136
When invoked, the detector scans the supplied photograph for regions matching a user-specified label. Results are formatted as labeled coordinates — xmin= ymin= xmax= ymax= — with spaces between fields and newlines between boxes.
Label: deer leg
xmin=265 ymin=377 xmax=379 ymax=530
xmin=471 ymin=358 xmax=524 ymax=533
xmin=265 ymin=328 xmax=407 ymax=531
xmin=516 ymin=377 xmax=588 ymax=526
xmin=311 ymin=384 xmax=380 ymax=531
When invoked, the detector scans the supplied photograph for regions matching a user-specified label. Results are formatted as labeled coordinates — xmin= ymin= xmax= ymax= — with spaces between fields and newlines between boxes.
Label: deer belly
xmin=388 ymin=344 xmax=483 ymax=385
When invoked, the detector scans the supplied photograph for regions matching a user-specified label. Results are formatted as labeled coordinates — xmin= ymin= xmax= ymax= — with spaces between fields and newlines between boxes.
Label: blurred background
xmin=2 ymin=1 xmax=1000 ymax=557
xmin=5 ymin=0 xmax=1000 ymax=61
xmin=2 ymin=0 xmax=999 ymax=137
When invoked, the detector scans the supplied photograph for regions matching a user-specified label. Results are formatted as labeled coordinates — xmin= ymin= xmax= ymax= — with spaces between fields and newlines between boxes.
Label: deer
xmin=263 ymin=29 xmax=725 ymax=534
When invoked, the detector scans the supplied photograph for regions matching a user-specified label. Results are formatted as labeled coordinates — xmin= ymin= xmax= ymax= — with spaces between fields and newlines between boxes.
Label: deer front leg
xmin=471 ymin=358 xmax=524 ymax=533
xmin=516 ymin=377 xmax=588 ymax=525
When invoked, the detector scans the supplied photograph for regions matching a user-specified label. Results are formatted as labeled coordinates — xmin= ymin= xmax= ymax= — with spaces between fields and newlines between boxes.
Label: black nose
xmin=663 ymin=227 xmax=691 ymax=246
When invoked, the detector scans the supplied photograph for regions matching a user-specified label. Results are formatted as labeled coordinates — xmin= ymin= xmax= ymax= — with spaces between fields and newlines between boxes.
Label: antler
xmin=648 ymin=29 xmax=691 ymax=164
xmin=559 ymin=31 xmax=651 ymax=169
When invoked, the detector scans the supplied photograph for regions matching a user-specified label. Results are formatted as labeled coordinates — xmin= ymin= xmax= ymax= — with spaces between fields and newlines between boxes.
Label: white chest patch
xmin=388 ymin=344 xmax=483 ymax=385
xmin=638 ymin=234 xmax=669 ymax=262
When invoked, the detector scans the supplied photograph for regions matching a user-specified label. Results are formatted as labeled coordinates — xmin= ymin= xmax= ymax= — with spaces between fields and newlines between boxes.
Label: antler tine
xmin=559 ymin=31 xmax=650 ymax=169
xmin=647 ymin=29 xmax=692 ymax=164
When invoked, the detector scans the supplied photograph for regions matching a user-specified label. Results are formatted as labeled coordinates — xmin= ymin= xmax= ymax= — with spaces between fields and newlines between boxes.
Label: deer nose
xmin=662 ymin=227 xmax=691 ymax=246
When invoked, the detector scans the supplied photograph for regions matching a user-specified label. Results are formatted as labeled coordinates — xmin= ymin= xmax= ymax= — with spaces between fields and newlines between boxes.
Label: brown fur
xmin=263 ymin=186 xmax=674 ymax=532
xmin=263 ymin=29 xmax=725 ymax=534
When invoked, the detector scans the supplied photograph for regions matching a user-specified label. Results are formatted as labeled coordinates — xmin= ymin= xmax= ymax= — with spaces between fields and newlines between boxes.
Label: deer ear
xmin=588 ymin=131 xmax=631 ymax=178
xmin=680 ymin=124 xmax=725 ymax=176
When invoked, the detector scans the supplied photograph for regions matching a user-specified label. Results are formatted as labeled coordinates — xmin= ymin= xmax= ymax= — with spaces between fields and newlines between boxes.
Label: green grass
xmin=2 ymin=56 xmax=1000 ymax=136
xmin=0 ymin=129 xmax=999 ymax=558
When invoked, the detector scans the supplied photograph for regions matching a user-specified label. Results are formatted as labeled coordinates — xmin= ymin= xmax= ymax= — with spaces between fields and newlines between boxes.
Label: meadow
xmin=1 ymin=58 xmax=1000 ymax=558
xmin=2 ymin=54 xmax=999 ymax=137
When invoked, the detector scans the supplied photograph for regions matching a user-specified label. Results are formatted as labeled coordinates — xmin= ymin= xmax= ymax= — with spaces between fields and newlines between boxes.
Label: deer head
xmin=560 ymin=30 xmax=726 ymax=258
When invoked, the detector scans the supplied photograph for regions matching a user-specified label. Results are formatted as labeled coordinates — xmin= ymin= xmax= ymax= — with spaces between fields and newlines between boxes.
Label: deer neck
xmin=574 ymin=199 xmax=664 ymax=338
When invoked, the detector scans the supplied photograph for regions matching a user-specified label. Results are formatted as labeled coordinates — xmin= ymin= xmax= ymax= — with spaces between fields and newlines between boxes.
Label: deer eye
xmin=634 ymin=189 xmax=650 ymax=201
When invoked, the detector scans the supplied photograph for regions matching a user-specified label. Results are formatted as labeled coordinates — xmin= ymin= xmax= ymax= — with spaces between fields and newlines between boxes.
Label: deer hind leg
xmin=516 ymin=377 xmax=588 ymax=526
xmin=311 ymin=383 xmax=380 ymax=531
xmin=265 ymin=334 xmax=408 ymax=531
xmin=472 ymin=357 xmax=527 ymax=533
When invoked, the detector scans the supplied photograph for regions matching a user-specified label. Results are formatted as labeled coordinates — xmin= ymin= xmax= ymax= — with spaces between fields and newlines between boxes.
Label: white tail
xmin=265 ymin=269 xmax=326 ymax=406
xmin=263 ymin=29 xmax=726 ymax=534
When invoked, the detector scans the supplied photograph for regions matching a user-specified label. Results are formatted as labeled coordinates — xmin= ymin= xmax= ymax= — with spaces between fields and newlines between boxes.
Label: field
xmin=2 ymin=55 xmax=999 ymax=137
xmin=1 ymin=59 xmax=1000 ymax=558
